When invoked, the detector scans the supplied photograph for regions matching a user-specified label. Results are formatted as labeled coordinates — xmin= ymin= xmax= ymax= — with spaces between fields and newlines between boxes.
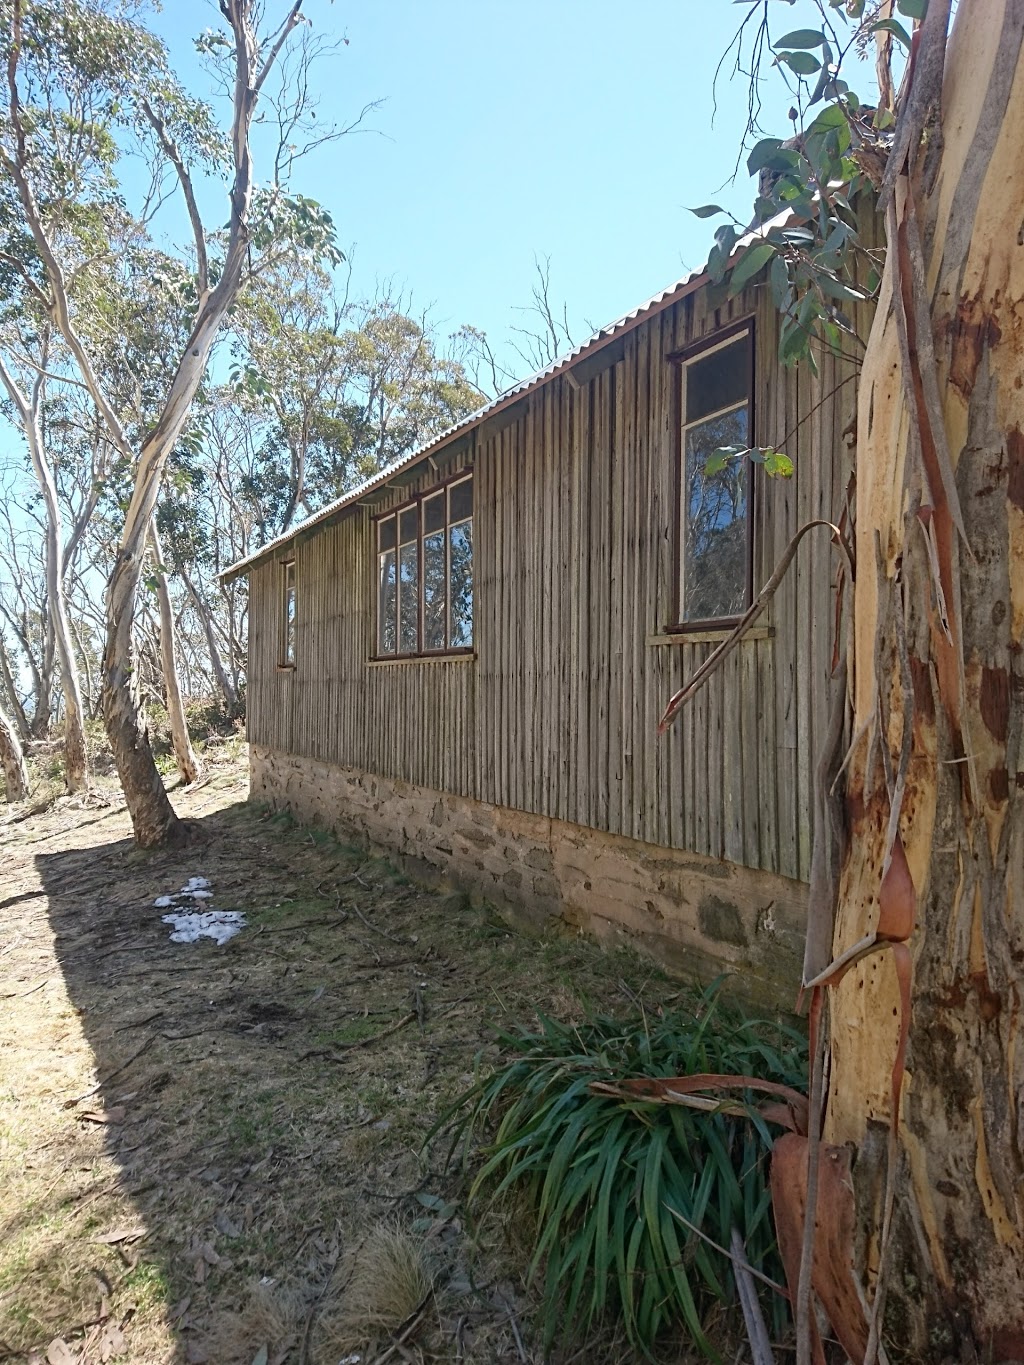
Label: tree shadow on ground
xmin=9 ymin=784 xmax=642 ymax=1364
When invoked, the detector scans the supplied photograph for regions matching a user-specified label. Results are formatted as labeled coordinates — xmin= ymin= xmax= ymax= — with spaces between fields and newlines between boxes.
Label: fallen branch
xmin=351 ymin=902 xmax=413 ymax=945
xmin=365 ymin=1293 xmax=432 ymax=1365
xmin=664 ymin=1205 xmax=787 ymax=1295
xmin=256 ymin=913 xmax=348 ymax=935
xmin=659 ymin=519 xmax=843 ymax=731
xmin=68 ymin=1036 xmax=154 ymax=1105
xmin=731 ymin=1226 xmax=777 ymax=1365
xmin=301 ymin=1011 xmax=417 ymax=1063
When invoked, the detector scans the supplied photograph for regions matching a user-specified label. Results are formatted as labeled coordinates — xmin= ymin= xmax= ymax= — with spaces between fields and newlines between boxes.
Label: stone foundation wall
xmin=250 ymin=745 xmax=807 ymax=1005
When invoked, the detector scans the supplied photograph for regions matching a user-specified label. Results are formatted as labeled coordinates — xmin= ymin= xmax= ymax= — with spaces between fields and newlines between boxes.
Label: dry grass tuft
xmin=318 ymin=1223 xmax=434 ymax=1356
xmin=201 ymin=1279 xmax=309 ymax=1364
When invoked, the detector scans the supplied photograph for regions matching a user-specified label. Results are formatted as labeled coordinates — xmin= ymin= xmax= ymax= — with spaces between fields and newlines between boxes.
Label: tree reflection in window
xmin=449 ymin=478 xmax=473 ymax=648
xmin=282 ymin=560 xmax=296 ymax=665
xmin=681 ymin=332 xmax=751 ymax=622
xmin=376 ymin=474 xmax=473 ymax=655
xmin=377 ymin=517 xmax=396 ymax=653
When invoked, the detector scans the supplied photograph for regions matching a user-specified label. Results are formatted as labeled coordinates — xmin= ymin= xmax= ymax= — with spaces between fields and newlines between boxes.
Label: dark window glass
xmin=282 ymin=561 xmax=296 ymax=665
xmin=449 ymin=521 xmax=473 ymax=647
xmin=378 ymin=551 xmax=396 ymax=654
xmin=682 ymin=406 xmax=749 ymax=621
xmin=424 ymin=492 xmax=445 ymax=534
xmin=685 ymin=333 xmax=751 ymax=424
xmin=398 ymin=542 xmax=419 ymax=652
xmin=449 ymin=477 xmax=473 ymax=524
xmin=375 ymin=474 xmax=473 ymax=655
xmin=423 ymin=531 xmax=447 ymax=650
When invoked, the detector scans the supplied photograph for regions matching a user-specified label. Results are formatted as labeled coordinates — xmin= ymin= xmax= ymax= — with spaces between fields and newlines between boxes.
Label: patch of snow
xmin=153 ymin=875 xmax=246 ymax=945
xmin=161 ymin=909 xmax=247 ymax=945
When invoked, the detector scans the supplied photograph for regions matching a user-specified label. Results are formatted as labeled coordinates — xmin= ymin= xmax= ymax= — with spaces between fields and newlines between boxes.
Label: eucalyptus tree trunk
xmin=150 ymin=524 xmax=202 ymax=785
xmin=0 ymin=702 xmax=28 ymax=801
xmin=826 ymin=1 xmax=1024 ymax=1354
xmin=180 ymin=562 xmax=238 ymax=712
xmin=0 ymin=359 xmax=89 ymax=791
xmin=0 ymin=637 xmax=31 ymax=745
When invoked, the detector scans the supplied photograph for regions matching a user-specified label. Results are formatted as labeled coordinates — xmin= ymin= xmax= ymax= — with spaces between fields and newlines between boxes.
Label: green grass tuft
xmin=433 ymin=982 xmax=807 ymax=1360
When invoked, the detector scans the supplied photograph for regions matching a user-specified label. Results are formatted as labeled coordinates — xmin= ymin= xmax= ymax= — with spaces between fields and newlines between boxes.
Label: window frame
xmin=371 ymin=470 xmax=475 ymax=661
xmin=279 ymin=558 xmax=296 ymax=669
xmin=668 ymin=320 xmax=756 ymax=633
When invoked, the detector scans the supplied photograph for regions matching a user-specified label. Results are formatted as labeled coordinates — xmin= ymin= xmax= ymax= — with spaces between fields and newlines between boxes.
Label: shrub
xmin=437 ymin=984 xmax=807 ymax=1360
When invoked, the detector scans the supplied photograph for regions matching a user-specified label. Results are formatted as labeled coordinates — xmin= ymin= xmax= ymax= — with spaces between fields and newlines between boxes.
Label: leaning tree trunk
xmin=0 ymin=637 xmax=31 ymax=745
xmin=0 ymin=702 xmax=29 ymax=801
xmin=826 ymin=1 xmax=1024 ymax=1355
xmin=150 ymin=525 xmax=202 ymax=785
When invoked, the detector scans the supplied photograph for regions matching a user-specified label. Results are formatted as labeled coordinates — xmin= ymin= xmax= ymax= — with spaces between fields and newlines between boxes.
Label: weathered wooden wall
xmin=246 ymin=274 xmax=866 ymax=884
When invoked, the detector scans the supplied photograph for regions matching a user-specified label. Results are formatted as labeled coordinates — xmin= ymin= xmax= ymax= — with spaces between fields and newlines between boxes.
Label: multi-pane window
xmin=376 ymin=474 xmax=473 ymax=656
xmin=679 ymin=330 xmax=752 ymax=623
xmin=281 ymin=560 xmax=296 ymax=666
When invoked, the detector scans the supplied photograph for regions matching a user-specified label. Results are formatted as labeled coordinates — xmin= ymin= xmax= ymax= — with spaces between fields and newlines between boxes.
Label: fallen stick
xmin=351 ymin=903 xmax=412 ymax=945
xmin=731 ymin=1226 xmax=776 ymax=1365
xmin=68 ymin=1036 xmax=154 ymax=1105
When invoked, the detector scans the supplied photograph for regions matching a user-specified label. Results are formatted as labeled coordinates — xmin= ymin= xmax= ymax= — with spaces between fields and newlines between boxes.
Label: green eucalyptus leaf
xmin=779 ymin=50 xmax=822 ymax=76
xmin=746 ymin=136 xmax=783 ymax=175
xmin=729 ymin=240 xmax=775 ymax=291
xmin=770 ymin=253 xmax=790 ymax=310
xmin=773 ymin=28 xmax=825 ymax=48
xmin=762 ymin=449 xmax=795 ymax=478
xmin=690 ymin=204 xmax=727 ymax=218
xmin=896 ymin=0 xmax=928 ymax=17
xmin=870 ymin=17 xmax=913 ymax=47
xmin=808 ymin=104 xmax=847 ymax=133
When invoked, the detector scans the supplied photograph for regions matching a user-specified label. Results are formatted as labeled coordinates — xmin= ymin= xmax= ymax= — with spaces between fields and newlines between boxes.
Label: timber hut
xmin=223 ymin=259 xmax=866 ymax=1003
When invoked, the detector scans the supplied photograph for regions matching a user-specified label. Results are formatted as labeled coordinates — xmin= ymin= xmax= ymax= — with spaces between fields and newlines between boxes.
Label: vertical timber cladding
xmin=247 ymin=274 xmax=863 ymax=885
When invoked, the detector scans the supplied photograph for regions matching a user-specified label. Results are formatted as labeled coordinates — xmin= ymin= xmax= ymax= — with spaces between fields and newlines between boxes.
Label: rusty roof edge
xmin=220 ymin=261 xmax=714 ymax=583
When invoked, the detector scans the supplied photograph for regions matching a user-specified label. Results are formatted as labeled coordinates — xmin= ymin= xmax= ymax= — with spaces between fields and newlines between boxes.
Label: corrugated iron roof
xmin=220 ymin=262 xmax=709 ymax=582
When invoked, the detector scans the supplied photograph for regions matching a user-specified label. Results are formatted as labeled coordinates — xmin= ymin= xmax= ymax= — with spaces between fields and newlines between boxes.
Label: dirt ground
xmin=0 ymin=745 xmax=697 ymax=1365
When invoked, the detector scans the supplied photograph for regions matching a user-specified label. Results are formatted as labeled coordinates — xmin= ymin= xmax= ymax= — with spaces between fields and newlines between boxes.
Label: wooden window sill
xmin=647 ymin=626 xmax=773 ymax=647
xmin=366 ymin=651 xmax=477 ymax=667
xmin=277 ymin=663 xmax=296 ymax=672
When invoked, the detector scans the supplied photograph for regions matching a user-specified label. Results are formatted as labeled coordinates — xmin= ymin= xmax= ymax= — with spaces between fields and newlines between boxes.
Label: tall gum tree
xmin=664 ymin=0 xmax=1024 ymax=1355
xmin=0 ymin=0 xmax=340 ymax=845
xmin=828 ymin=1 xmax=1024 ymax=1354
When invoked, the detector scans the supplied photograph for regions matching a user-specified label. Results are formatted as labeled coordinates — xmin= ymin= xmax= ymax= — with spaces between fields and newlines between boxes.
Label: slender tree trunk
xmin=34 ymin=610 xmax=54 ymax=738
xmin=0 ymin=358 xmax=89 ymax=790
xmin=0 ymin=636 xmax=31 ymax=745
xmin=826 ymin=2 xmax=1024 ymax=1355
xmin=149 ymin=525 xmax=202 ymax=786
xmin=0 ymin=702 xmax=29 ymax=802
xmin=180 ymin=562 xmax=238 ymax=711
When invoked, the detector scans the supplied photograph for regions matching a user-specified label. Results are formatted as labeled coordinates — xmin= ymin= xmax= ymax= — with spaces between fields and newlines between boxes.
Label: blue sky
xmin=145 ymin=0 xmax=856 ymax=382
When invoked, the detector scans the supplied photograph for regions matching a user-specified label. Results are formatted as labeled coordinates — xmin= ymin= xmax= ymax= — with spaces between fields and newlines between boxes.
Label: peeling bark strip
xmin=829 ymin=0 xmax=1024 ymax=1356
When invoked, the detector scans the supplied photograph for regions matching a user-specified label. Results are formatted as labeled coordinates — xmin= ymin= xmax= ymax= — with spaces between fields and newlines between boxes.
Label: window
xmin=677 ymin=329 xmax=753 ymax=624
xmin=281 ymin=560 xmax=296 ymax=666
xmin=376 ymin=474 xmax=473 ymax=656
